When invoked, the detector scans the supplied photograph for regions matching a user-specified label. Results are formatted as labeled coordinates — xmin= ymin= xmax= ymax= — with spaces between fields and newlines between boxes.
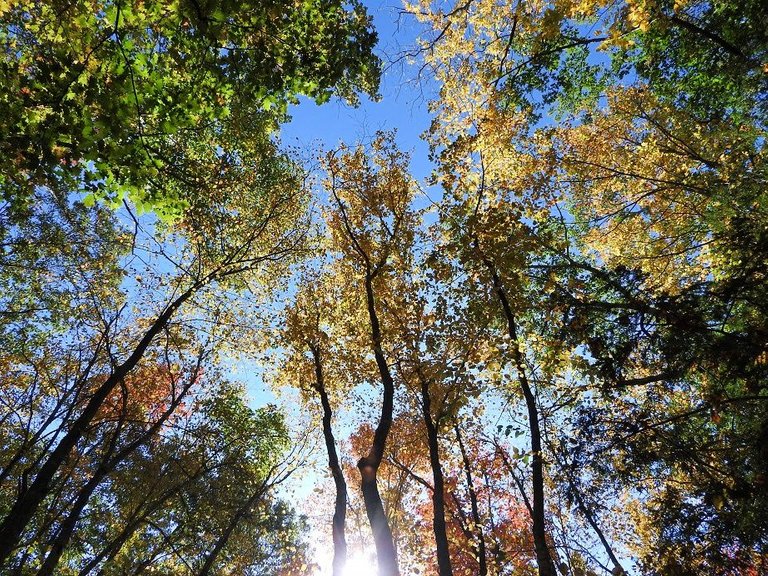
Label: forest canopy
xmin=0 ymin=1 xmax=766 ymax=575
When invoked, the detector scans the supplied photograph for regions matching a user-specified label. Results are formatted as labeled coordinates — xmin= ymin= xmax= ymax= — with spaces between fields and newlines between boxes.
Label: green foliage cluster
xmin=0 ymin=0 xmax=379 ymax=217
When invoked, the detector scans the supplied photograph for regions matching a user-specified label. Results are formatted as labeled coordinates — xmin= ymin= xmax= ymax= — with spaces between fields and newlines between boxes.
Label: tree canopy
xmin=0 ymin=0 xmax=379 ymax=216
xmin=1 ymin=0 xmax=766 ymax=575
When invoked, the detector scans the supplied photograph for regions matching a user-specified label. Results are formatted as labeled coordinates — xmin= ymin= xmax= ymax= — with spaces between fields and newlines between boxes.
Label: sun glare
xmin=313 ymin=545 xmax=377 ymax=576
xmin=341 ymin=552 xmax=377 ymax=576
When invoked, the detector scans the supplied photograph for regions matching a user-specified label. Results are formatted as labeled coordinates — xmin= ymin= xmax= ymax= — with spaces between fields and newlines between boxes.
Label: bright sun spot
xmin=313 ymin=545 xmax=377 ymax=576
xmin=341 ymin=551 xmax=377 ymax=576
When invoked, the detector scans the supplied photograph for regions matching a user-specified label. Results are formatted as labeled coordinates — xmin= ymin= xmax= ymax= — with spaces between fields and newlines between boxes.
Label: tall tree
xmin=279 ymin=273 xmax=351 ymax=576
xmin=322 ymin=132 xmax=421 ymax=576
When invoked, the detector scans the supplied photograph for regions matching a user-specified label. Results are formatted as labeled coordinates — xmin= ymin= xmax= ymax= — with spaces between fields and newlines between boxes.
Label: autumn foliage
xmin=1 ymin=0 xmax=767 ymax=575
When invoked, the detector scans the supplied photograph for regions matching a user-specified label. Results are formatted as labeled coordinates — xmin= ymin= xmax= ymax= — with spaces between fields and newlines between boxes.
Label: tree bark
xmin=329 ymin=180 xmax=399 ymax=574
xmin=356 ymin=273 xmax=399 ymax=576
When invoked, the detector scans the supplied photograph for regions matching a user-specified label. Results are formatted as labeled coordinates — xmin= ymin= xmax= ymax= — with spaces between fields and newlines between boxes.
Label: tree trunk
xmin=77 ymin=468 xmax=206 ymax=576
xmin=357 ymin=273 xmax=399 ymax=576
xmin=78 ymin=515 xmax=146 ymax=575
xmin=486 ymin=261 xmax=557 ymax=576
xmin=310 ymin=346 xmax=348 ymax=576
xmin=418 ymin=371 xmax=453 ymax=576
xmin=330 ymin=186 xmax=399 ymax=574
xmin=358 ymin=461 xmax=399 ymax=576
xmin=554 ymin=444 xmax=624 ymax=575
xmin=454 ymin=423 xmax=487 ymax=576
xmin=37 ymin=465 xmax=106 ymax=576
xmin=197 ymin=488 xmax=264 ymax=576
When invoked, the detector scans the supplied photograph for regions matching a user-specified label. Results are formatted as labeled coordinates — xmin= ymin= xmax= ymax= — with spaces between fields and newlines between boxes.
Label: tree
xmin=0 ymin=136 xmax=310 ymax=569
xmin=320 ymin=132 xmax=421 ymax=576
xmin=4 ymin=0 xmax=767 ymax=573
xmin=405 ymin=0 xmax=768 ymax=572
xmin=0 ymin=0 xmax=380 ymax=216
xmin=1 ymin=0 xmax=382 ymax=568
xmin=78 ymin=380 xmax=308 ymax=576
xmin=279 ymin=272 xmax=352 ymax=576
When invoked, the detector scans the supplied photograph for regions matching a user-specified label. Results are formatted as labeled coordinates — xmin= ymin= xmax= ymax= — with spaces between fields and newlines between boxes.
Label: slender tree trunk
xmin=485 ymin=261 xmax=557 ymax=576
xmin=38 ymin=410 xmax=127 ymax=576
xmin=454 ymin=423 xmax=487 ymax=576
xmin=197 ymin=489 xmax=264 ymax=576
xmin=552 ymin=445 xmax=624 ymax=575
xmin=310 ymin=346 xmax=348 ymax=576
xmin=37 ymin=466 xmax=106 ymax=576
xmin=330 ymin=182 xmax=399 ymax=574
xmin=417 ymin=370 xmax=453 ymax=576
xmin=35 ymin=354 xmax=204 ymax=575
xmin=96 ymin=519 xmax=183 ymax=575
xmin=358 ymin=462 xmax=399 ymax=576
xmin=357 ymin=273 xmax=399 ymax=576
xmin=0 ymin=286 xmax=197 ymax=567
xmin=570 ymin=479 xmax=624 ymax=574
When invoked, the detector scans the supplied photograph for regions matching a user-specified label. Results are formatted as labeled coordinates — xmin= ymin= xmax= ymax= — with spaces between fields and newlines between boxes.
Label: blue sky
xmin=281 ymin=0 xmax=436 ymax=182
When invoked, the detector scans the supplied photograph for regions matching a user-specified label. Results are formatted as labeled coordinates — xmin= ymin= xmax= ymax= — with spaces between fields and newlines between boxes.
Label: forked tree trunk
xmin=329 ymin=179 xmax=400 ymax=574
xmin=357 ymin=273 xmax=399 ymax=576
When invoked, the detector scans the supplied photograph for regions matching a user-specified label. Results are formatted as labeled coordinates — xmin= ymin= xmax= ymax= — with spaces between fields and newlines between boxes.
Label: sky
xmin=281 ymin=0 xmax=436 ymax=181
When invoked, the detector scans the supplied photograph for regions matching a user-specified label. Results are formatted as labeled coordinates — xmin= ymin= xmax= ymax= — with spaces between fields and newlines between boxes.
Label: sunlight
xmin=313 ymin=545 xmax=377 ymax=576
xmin=341 ymin=551 xmax=377 ymax=576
